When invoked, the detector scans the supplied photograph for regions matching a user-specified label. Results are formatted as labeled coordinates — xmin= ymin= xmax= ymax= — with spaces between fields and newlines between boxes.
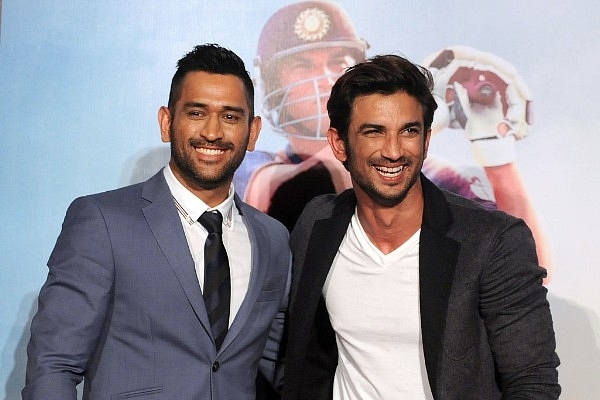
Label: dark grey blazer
xmin=283 ymin=174 xmax=559 ymax=400
xmin=23 ymin=170 xmax=291 ymax=400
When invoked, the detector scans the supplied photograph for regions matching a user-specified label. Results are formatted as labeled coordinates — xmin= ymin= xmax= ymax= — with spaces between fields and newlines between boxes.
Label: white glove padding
xmin=422 ymin=45 xmax=533 ymax=140
xmin=430 ymin=93 xmax=450 ymax=136
xmin=454 ymin=81 xmax=517 ymax=166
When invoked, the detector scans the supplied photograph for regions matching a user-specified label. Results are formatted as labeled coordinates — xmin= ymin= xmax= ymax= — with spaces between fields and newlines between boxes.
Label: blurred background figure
xmin=235 ymin=0 xmax=367 ymax=230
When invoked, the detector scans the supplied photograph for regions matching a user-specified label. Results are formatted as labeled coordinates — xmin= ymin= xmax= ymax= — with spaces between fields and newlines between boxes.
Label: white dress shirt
xmin=163 ymin=166 xmax=252 ymax=327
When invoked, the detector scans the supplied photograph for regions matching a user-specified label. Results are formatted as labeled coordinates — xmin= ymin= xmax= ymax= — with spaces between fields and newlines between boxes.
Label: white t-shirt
xmin=323 ymin=212 xmax=433 ymax=400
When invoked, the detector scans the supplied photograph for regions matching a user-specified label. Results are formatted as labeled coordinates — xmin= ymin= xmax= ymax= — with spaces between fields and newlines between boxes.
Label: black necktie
xmin=198 ymin=210 xmax=230 ymax=350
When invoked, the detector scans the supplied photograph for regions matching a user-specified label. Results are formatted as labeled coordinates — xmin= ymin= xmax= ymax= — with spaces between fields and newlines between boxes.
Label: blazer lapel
xmin=292 ymin=192 xmax=355 ymax=348
xmin=419 ymin=175 xmax=459 ymax=397
xmin=219 ymin=197 xmax=266 ymax=351
xmin=141 ymin=171 xmax=212 ymax=337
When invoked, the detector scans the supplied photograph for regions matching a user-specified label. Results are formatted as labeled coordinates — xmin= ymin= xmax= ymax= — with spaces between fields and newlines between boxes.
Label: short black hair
xmin=168 ymin=43 xmax=255 ymax=119
xmin=327 ymin=54 xmax=437 ymax=141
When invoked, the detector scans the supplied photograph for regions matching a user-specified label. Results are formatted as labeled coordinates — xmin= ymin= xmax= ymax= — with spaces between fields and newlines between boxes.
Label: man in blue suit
xmin=282 ymin=55 xmax=560 ymax=399
xmin=23 ymin=43 xmax=291 ymax=400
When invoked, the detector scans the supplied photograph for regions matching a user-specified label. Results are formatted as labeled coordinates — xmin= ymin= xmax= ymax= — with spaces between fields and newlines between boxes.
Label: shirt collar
xmin=163 ymin=165 xmax=236 ymax=228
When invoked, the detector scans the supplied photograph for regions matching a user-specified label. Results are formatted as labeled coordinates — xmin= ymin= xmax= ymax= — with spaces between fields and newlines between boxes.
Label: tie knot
xmin=199 ymin=210 xmax=223 ymax=234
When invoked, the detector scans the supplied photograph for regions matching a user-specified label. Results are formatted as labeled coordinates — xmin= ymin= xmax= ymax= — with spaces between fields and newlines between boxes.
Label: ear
xmin=245 ymin=116 xmax=262 ymax=152
xmin=158 ymin=106 xmax=172 ymax=143
xmin=327 ymin=127 xmax=347 ymax=163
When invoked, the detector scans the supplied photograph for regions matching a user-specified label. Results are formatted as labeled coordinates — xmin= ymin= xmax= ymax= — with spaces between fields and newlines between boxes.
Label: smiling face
xmin=159 ymin=71 xmax=261 ymax=204
xmin=328 ymin=91 xmax=430 ymax=208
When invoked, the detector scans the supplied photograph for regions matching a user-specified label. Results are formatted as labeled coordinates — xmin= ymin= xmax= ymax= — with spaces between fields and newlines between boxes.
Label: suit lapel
xmin=219 ymin=197 xmax=266 ymax=350
xmin=298 ymin=219 xmax=349 ymax=311
xmin=292 ymin=192 xmax=355 ymax=352
xmin=419 ymin=175 xmax=459 ymax=397
xmin=141 ymin=171 xmax=212 ymax=337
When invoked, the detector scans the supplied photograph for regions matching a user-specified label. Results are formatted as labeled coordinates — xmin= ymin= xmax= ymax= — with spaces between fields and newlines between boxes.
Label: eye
xmin=402 ymin=126 xmax=421 ymax=137
xmin=187 ymin=110 xmax=205 ymax=119
xmin=222 ymin=113 xmax=242 ymax=123
xmin=362 ymin=128 xmax=384 ymax=137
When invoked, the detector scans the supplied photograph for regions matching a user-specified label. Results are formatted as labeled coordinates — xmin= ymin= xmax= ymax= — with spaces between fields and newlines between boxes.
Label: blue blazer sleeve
xmin=23 ymin=195 xmax=115 ymax=400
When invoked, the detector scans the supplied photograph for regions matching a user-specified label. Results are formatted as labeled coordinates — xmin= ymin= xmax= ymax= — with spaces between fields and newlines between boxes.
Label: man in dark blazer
xmin=23 ymin=44 xmax=291 ymax=399
xmin=282 ymin=55 xmax=559 ymax=399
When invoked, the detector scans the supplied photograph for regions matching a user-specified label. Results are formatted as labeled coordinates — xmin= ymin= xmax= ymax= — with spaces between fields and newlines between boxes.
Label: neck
xmin=355 ymin=182 xmax=424 ymax=255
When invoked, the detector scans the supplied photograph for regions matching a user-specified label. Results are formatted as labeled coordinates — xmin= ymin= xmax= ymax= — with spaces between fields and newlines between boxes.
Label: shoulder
xmin=69 ymin=181 xmax=146 ymax=212
xmin=443 ymin=188 xmax=520 ymax=228
xmin=301 ymin=190 xmax=354 ymax=218
xmin=65 ymin=173 xmax=165 ymax=221
xmin=423 ymin=174 xmax=518 ymax=230
xmin=293 ymin=193 xmax=339 ymax=232
xmin=422 ymin=176 xmax=533 ymax=251
xmin=291 ymin=190 xmax=355 ymax=239
xmin=438 ymin=188 xmax=538 ymax=268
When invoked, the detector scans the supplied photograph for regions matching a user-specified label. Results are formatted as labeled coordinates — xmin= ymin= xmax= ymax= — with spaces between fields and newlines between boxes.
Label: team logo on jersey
xmin=294 ymin=8 xmax=330 ymax=42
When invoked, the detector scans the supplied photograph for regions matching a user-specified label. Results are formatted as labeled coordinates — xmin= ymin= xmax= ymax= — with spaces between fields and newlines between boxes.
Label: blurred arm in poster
xmin=423 ymin=45 xmax=552 ymax=283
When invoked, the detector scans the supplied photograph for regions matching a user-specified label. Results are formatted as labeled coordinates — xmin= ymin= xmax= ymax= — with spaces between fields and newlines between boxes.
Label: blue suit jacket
xmin=283 ymin=174 xmax=560 ymax=400
xmin=23 ymin=170 xmax=291 ymax=400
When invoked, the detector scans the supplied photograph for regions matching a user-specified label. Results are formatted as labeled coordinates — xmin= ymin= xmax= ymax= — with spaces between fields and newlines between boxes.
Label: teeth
xmin=197 ymin=147 xmax=224 ymax=155
xmin=376 ymin=165 xmax=404 ymax=176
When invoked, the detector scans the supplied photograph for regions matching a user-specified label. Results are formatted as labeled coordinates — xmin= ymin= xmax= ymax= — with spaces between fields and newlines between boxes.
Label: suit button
xmin=212 ymin=361 xmax=220 ymax=372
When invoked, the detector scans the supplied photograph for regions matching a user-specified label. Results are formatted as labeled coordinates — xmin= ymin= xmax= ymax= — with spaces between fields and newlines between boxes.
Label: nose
xmin=381 ymin=134 xmax=403 ymax=160
xmin=202 ymin=114 xmax=223 ymax=141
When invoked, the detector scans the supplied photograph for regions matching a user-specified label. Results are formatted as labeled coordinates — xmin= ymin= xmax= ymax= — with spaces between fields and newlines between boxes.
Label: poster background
xmin=1 ymin=1 xmax=598 ymax=398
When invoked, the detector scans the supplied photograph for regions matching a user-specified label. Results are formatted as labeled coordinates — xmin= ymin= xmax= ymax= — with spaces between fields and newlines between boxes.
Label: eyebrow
xmin=357 ymin=121 xmax=423 ymax=132
xmin=183 ymin=101 xmax=246 ymax=115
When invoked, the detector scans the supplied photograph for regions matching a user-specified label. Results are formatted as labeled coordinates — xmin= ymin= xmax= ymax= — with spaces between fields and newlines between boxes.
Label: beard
xmin=169 ymin=123 xmax=249 ymax=191
xmin=345 ymin=147 xmax=425 ymax=208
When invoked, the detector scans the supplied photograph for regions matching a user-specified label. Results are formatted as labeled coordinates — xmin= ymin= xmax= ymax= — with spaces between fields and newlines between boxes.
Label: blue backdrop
xmin=1 ymin=1 xmax=599 ymax=398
